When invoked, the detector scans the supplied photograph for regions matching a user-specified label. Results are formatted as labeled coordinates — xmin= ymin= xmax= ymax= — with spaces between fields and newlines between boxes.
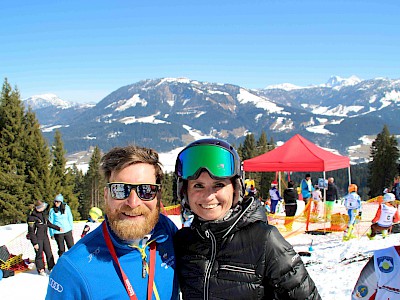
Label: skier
xmin=367 ymin=192 xmax=400 ymax=240
xmin=343 ymin=184 xmax=362 ymax=241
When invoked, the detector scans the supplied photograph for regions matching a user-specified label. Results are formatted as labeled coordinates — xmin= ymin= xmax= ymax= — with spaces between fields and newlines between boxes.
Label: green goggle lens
xmin=177 ymin=144 xmax=236 ymax=180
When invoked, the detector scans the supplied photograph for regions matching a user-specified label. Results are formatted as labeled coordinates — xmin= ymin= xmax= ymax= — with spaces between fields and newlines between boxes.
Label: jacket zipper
xmin=219 ymin=264 xmax=256 ymax=274
xmin=204 ymin=229 xmax=216 ymax=300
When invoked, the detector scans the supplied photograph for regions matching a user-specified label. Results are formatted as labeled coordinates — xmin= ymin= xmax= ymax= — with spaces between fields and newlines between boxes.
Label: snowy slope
xmin=1 ymin=218 xmax=399 ymax=299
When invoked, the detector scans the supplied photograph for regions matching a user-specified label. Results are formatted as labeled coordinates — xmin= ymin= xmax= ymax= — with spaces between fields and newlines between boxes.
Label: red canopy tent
xmin=243 ymin=134 xmax=351 ymax=231
xmin=243 ymin=134 xmax=350 ymax=173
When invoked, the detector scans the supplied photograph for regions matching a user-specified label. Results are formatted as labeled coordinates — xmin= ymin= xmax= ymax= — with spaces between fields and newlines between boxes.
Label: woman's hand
xmin=34 ymin=244 xmax=39 ymax=251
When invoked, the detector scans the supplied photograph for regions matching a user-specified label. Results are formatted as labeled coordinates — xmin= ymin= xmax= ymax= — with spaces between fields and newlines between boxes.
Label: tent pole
xmin=348 ymin=166 xmax=351 ymax=185
xmin=278 ymin=171 xmax=282 ymax=196
xmin=323 ymin=171 xmax=326 ymax=233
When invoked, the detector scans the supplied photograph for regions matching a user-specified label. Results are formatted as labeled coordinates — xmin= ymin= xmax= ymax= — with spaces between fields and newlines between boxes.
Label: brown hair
xmin=100 ymin=145 xmax=163 ymax=184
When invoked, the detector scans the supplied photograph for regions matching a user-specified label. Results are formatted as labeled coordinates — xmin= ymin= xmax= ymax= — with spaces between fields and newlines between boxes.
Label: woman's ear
xmin=232 ymin=178 xmax=244 ymax=206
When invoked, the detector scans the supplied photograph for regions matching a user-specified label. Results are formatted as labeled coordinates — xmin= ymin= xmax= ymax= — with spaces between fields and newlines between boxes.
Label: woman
xmin=27 ymin=200 xmax=62 ymax=276
xmin=48 ymin=194 xmax=74 ymax=257
xmin=284 ymin=180 xmax=298 ymax=231
xmin=173 ymin=138 xmax=321 ymax=300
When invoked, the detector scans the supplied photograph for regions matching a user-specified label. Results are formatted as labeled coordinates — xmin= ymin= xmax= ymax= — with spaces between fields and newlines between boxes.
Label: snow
xmin=119 ymin=113 xmax=169 ymax=125
xmin=1 ymin=217 xmax=399 ymax=299
xmin=306 ymin=125 xmax=334 ymax=135
xmin=265 ymin=83 xmax=304 ymax=91
xmin=23 ymin=94 xmax=73 ymax=109
xmin=237 ymin=88 xmax=284 ymax=113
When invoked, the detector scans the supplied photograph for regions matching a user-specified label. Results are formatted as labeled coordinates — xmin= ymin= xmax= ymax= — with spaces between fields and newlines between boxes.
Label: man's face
xmin=104 ymin=163 xmax=160 ymax=240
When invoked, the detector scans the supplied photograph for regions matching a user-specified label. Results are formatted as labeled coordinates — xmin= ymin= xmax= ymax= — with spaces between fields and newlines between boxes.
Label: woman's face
xmin=187 ymin=171 xmax=234 ymax=221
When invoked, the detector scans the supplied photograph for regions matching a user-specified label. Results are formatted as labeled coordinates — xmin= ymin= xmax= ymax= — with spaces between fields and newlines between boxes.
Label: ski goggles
xmin=176 ymin=144 xmax=239 ymax=180
xmin=107 ymin=183 xmax=161 ymax=201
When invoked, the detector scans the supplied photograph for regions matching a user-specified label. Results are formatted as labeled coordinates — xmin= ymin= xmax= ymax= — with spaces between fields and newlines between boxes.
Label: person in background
xmin=48 ymin=194 xmax=74 ymax=257
xmin=173 ymin=138 xmax=321 ymax=299
xmin=367 ymin=192 xmax=399 ymax=240
xmin=352 ymin=245 xmax=400 ymax=299
xmin=284 ymin=180 xmax=298 ymax=231
xmin=269 ymin=180 xmax=282 ymax=214
xmin=80 ymin=206 xmax=103 ymax=238
xmin=392 ymin=175 xmax=400 ymax=200
xmin=46 ymin=145 xmax=179 ymax=300
xmin=300 ymin=174 xmax=313 ymax=206
xmin=325 ymin=177 xmax=339 ymax=221
xmin=247 ymin=184 xmax=257 ymax=197
xmin=264 ymin=198 xmax=271 ymax=214
xmin=343 ymin=184 xmax=362 ymax=241
xmin=311 ymin=185 xmax=322 ymax=219
xmin=27 ymin=200 xmax=62 ymax=276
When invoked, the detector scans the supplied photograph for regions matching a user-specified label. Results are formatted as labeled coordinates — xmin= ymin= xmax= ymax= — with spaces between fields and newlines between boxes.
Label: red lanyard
xmin=102 ymin=222 xmax=156 ymax=300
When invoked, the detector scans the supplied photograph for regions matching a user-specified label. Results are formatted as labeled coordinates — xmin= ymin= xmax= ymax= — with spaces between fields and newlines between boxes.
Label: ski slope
xmin=0 ymin=216 xmax=399 ymax=299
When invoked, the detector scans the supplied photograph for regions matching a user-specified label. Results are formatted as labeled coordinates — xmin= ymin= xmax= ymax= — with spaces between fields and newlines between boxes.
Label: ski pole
xmin=357 ymin=225 xmax=371 ymax=240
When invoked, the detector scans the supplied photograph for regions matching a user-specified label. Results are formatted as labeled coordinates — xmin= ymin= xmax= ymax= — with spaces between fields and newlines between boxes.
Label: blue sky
xmin=1 ymin=0 xmax=399 ymax=103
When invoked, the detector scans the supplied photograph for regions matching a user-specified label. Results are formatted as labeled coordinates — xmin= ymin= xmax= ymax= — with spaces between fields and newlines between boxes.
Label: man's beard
xmin=106 ymin=202 xmax=160 ymax=240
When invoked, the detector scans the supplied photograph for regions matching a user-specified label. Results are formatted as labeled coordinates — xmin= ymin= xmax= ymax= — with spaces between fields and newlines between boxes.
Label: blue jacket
xmin=301 ymin=179 xmax=313 ymax=199
xmin=45 ymin=214 xmax=179 ymax=300
xmin=48 ymin=204 xmax=74 ymax=236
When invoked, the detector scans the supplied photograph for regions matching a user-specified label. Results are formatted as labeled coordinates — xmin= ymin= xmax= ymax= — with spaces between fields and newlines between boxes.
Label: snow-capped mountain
xmin=324 ymin=75 xmax=362 ymax=88
xmin=24 ymin=76 xmax=400 ymax=164
xmin=23 ymin=93 xmax=74 ymax=110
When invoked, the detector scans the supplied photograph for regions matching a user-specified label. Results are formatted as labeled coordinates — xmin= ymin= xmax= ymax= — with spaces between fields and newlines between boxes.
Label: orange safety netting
xmin=160 ymin=197 xmax=399 ymax=239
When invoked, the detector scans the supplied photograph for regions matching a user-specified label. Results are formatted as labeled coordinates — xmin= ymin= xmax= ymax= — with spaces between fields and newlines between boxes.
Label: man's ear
xmin=103 ymin=186 xmax=109 ymax=202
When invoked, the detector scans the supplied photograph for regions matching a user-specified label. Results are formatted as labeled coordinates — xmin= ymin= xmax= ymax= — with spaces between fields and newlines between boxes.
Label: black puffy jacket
xmin=27 ymin=209 xmax=60 ymax=245
xmin=174 ymin=198 xmax=321 ymax=300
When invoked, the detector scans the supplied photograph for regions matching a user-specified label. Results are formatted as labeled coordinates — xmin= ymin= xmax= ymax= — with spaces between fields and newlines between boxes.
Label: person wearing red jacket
xmin=367 ymin=193 xmax=400 ymax=240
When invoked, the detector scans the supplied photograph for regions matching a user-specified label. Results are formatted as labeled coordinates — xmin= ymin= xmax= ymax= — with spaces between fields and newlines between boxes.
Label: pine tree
xmin=161 ymin=172 xmax=175 ymax=206
xmin=368 ymin=125 xmax=400 ymax=197
xmin=256 ymin=131 xmax=268 ymax=156
xmin=83 ymin=146 xmax=104 ymax=217
xmin=0 ymin=79 xmax=30 ymax=224
xmin=242 ymin=133 xmax=257 ymax=160
xmin=50 ymin=130 xmax=80 ymax=219
xmin=22 ymin=108 xmax=52 ymax=202
xmin=71 ymin=164 xmax=86 ymax=220
xmin=256 ymin=131 xmax=275 ymax=199
xmin=62 ymin=169 xmax=81 ymax=220
xmin=50 ymin=130 xmax=67 ymax=192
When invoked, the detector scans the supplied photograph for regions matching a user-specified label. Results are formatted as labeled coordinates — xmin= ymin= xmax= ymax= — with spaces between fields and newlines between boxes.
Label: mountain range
xmin=23 ymin=76 xmax=400 ymax=166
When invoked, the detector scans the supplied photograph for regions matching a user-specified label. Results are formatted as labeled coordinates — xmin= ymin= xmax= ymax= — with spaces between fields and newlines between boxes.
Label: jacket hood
xmin=192 ymin=197 xmax=267 ymax=238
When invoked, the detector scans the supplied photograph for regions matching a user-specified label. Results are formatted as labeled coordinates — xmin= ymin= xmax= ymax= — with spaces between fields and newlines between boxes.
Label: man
xmin=46 ymin=145 xmax=179 ymax=299
xmin=325 ymin=177 xmax=339 ymax=221
xmin=301 ymin=174 xmax=313 ymax=205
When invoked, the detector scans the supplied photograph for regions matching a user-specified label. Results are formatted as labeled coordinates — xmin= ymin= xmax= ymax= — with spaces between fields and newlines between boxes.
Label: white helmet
xmin=383 ymin=193 xmax=395 ymax=203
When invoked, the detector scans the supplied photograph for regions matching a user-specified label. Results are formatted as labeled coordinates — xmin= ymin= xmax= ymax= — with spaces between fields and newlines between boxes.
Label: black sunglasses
xmin=107 ymin=182 xmax=161 ymax=201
